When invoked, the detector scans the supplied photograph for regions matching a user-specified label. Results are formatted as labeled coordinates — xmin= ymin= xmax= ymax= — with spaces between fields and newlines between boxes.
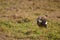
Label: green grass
xmin=0 ymin=0 xmax=60 ymax=40
xmin=0 ymin=19 xmax=60 ymax=40
xmin=0 ymin=20 xmax=41 ymax=39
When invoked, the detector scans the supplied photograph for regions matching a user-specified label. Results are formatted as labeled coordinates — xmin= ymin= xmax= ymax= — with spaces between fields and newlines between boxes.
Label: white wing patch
xmin=45 ymin=22 xmax=47 ymax=24
xmin=38 ymin=20 xmax=42 ymax=22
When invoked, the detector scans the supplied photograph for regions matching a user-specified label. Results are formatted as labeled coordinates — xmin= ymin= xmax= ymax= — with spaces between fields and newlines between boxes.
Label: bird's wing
xmin=45 ymin=22 xmax=47 ymax=24
xmin=38 ymin=20 xmax=42 ymax=23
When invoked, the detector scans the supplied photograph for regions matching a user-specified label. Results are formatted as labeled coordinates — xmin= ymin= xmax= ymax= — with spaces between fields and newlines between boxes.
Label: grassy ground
xmin=0 ymin=0 xmax=60 ymax=40
xmin=0 ymin=17 xmax=60 ymax=40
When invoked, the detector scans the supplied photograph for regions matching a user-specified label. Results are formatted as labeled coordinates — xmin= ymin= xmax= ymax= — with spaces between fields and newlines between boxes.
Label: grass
xmin=0 ymin=0 xmax=60 ymax=40
xmin=0 ymin=18 xmax=60 ymax=40
xmin=0 ymin=20 xmax=40 ymax=38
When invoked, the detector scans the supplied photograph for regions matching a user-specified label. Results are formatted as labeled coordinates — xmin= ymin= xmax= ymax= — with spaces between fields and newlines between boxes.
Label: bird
xmin=37 ymin=15 xmax=48 ymax=27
